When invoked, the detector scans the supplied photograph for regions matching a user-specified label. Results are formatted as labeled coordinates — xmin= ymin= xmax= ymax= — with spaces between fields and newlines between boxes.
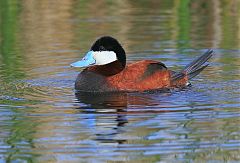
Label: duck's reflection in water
xmin=74 ymin=91 xmax=171 ymax=145
xmin=75 ymin=92 xmax=128 ymax=144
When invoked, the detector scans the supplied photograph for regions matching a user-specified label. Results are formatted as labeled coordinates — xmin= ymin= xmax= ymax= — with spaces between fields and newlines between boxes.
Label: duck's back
xmin=107 ymin=60 xmax=171 ymax=91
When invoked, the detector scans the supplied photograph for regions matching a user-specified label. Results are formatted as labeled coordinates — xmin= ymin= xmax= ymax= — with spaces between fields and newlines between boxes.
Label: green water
xmin=0 ymin=0 xmax=239 ymax=162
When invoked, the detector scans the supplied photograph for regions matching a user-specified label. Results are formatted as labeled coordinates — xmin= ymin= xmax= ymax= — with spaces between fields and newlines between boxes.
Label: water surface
xmin=0 ymin=1 xmax=240 ymax=162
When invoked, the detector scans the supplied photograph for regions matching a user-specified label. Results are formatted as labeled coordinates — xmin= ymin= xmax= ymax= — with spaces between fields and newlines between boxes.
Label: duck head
xmin=71 ymin=36 xmax=126 ymax=68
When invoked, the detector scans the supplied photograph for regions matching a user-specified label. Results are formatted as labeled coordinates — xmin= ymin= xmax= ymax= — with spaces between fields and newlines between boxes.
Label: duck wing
xmin=140 ymin=61 xmax=167 ymax=80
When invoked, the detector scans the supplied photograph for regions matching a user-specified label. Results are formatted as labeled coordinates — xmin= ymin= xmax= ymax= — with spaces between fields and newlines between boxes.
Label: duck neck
xmin=87 ymin=60 xmax=125 ymax=76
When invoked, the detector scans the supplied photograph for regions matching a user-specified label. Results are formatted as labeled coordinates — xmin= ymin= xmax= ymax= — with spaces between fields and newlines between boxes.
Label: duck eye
xmin=99 ymin=46 xmax=106 ymax=51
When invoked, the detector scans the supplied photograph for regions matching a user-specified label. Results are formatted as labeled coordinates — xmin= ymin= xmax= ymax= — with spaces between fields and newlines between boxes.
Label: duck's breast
xmin=75 ymin=70 xmax=115 ymax=92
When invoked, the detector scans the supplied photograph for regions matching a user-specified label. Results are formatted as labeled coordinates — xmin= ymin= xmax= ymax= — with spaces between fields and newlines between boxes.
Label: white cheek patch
xmin=93 ymin=51 xmax=117 ymax=65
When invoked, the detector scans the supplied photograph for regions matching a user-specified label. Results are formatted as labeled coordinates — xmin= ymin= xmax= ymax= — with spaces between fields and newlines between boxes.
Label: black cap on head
xmin=90 ymin=36 xmax=126 ymax=67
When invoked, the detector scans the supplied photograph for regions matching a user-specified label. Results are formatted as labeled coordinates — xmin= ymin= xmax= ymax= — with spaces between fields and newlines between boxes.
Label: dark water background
xmin=0 ymin=1 xmax=239 ymax=162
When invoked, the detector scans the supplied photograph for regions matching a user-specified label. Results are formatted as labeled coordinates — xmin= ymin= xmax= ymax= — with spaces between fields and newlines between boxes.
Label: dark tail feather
xmin=171 ymin=49 xmax=213 ymax=81
xmin=187 ymin=64 xmax=209 ymax=80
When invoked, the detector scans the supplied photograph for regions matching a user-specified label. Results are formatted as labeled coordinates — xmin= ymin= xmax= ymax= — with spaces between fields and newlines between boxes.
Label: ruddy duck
xmin=71 ymin=36 xmax=213 ymax=92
